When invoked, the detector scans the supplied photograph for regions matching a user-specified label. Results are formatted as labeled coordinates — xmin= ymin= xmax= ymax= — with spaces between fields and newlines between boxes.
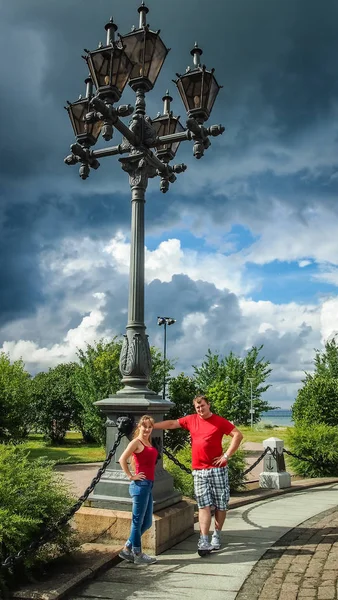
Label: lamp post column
xmin=117 ymin=156 xmax=152 ymax=395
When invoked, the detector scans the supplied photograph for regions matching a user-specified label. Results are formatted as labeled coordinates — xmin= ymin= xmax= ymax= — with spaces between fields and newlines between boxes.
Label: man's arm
xmin=213 ymin=426 xmax=243 ymax=467
xmin=226 ymin=426 xmax=243 ymax=458
xmin=153 ymin=420 xmax=181 ymax=430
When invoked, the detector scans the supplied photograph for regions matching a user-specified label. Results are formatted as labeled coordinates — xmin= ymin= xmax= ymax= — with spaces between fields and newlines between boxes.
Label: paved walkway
xmin=71 ymin=482 xmax=338 ymax=600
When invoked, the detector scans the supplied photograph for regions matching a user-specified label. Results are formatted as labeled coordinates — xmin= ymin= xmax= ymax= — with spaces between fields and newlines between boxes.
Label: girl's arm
xmin=119 ymin=439 xmax=146 ymax=481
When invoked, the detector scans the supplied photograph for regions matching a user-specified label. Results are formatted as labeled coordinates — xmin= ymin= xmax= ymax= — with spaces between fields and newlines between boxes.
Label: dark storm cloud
xmin=1 ymin=0 xmax=338 ymax=328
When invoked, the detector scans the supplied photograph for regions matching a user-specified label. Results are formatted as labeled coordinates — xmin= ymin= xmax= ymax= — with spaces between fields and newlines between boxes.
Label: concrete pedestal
xmin=259 ymin=437 xmax=291 ymax=489
xmin=73 ymin=500 xmax=195 ymax=555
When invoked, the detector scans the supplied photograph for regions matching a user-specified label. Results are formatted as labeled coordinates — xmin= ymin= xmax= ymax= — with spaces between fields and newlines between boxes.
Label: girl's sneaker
xmin=133 ymin=552 xmax=157 ymax=565
xmin=118 ymin=547 xmax=134 ymax=562
xmin=210 ymin=532 xmax=221 ymax=550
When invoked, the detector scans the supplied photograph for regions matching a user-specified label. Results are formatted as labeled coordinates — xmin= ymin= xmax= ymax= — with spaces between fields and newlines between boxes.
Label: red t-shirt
xmin=178 ymin=413 xmax=235 ymax=469
xmin=133 ymin=443 xmax=158 ymax=481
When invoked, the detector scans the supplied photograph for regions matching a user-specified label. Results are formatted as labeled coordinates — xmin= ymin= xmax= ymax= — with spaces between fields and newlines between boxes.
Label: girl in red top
xmin=119 ymin=415 xmax=158 ymax=565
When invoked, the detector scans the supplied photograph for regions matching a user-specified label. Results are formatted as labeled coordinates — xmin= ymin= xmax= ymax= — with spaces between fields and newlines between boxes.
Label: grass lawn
xmin=23 ymin=432 xmax=106 ymax=464
xmin=240 ymin=425 xmax=293 ymax=445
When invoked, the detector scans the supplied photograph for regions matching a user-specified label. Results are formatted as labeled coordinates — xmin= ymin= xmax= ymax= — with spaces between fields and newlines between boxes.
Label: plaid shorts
xmin=192 ymin=467 xmax=230 ymax=510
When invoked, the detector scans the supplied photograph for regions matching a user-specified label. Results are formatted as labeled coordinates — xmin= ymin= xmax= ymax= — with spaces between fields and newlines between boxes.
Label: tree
xmin=0 ymin=353 xmax=31 ymax=441
xmin=292 ymin=339 xmax=338 ymax=427
xmin=31 ymin=363 xmax=79 ymax=444
xmin=164 ymin=373 xmax=197 ymax=450
xmin=193 ymin=349 xmax=224 ymax=392
xmin=73 ymin=338 xmax=175 ymax=444
xmin=73 ymin=339 xmax=123 ymax=444
xmin=194 ymin=346 xmax=273 ymax=425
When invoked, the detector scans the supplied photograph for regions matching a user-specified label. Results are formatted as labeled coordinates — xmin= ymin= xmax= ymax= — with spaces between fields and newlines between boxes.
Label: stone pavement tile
xmin=297 ymin=591 xmax=317 ymax=598
xmin=317 ymin=587 xmax=336 ymax=599
xmin=322 ymin=570 xmax=337 ymax=580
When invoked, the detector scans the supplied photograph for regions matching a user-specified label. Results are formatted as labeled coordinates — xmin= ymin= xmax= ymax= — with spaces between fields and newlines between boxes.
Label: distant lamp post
xmin=248 ymin=377 xmax=254 ymax=428
xmin=158 ymin=316 xmax=176 ymax=399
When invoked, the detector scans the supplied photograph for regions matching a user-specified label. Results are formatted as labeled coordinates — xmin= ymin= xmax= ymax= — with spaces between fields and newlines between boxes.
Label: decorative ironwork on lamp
xmin=121 ymin=2 xmax=169 ymax=92
xmin=65 ymin=76 xmax=102 ymax=146
xmin=152 ymin=91 xmax=184 ymax=162
xmin=174 ymin=42 xmax=222 ymax=123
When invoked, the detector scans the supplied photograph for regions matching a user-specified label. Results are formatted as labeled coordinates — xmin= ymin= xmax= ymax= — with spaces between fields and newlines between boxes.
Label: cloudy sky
xmin=1 ymin=0 xmax=338 ymax=409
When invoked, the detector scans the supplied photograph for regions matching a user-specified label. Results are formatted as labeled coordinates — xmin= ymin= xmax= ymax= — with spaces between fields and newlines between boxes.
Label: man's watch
xmin=223 ymin=453 xmax=229 ymax=461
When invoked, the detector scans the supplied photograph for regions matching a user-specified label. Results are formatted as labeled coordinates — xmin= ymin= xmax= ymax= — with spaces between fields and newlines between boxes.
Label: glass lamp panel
xmin=171 ymin=119 xmax=184 ymax=155
xmin=147 ymin=34 xmax=168 ymax=84
xmin=122 ymin=31 xmax=146 ymax=79
xmin=177 ymin=74 xmax=203 ymax=111
xmin=70 ymin=102 xmax=87 ymax=136
xmin=89 ymin=48 xmax=132 ymax=93
xmin=207 ymin=75 xmax=220 ymax=112
xmin=122 ymin=30 xmax=167 ymax=85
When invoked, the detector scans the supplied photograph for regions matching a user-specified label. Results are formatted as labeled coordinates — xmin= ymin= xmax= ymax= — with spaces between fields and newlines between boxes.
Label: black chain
xmin=1 ymin=416 xmax=134 ymax=572
xmin=163 ymin=446 xmax=273 ymax=477
xmin=243 ymin=446 xmax=272 ymax=475
xmin=163 ymin=447 xmax=192 ymax=474
xmin=283 ymin=448 xmax=323 ymax=466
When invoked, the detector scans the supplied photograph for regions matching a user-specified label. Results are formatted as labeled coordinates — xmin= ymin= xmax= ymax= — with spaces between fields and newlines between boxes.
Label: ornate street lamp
xmin=64 ymin=2 xmax=224 ymax=512
xmin=84 ymin=18 xmax=134 ymax=103
xmin=65 ymin=76 xmax=102 ymax=147
xmin=152 ymin=92 xmax=184 ymax=163
xmin=120 ymin=3 xmax=169 ymax=92
xmin=174 ymin=42 xmax=222 ymax=124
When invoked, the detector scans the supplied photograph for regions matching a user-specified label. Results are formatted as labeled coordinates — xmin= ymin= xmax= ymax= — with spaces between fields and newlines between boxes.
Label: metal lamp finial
xmin=105 ymin=16 xmax=118 ymax=44
xmin=190 ymin=42 xmax=203 ymax=67
xmin=138 ymin=2 xmax=149 ymax=28
xmin=162 ymin=90 xmax=173 ymax=115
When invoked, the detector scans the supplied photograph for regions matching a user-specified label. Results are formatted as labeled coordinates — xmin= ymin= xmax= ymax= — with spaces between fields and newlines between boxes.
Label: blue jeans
xmin=127 ymin=480 xmax=154 ymax=553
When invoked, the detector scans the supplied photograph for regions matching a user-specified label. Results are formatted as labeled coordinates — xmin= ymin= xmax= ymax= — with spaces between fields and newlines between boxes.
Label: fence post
xmin=259 ymin=437 xmax=291 ymax=489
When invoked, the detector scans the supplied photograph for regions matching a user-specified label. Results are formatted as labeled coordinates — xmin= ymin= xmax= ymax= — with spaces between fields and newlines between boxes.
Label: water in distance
xmin=259 ymin=409 xmax=293 ymax=427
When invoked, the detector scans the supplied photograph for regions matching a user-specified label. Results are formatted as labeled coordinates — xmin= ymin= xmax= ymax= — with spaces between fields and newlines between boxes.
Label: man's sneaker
xmin=133 ymin=552 xmax=157 ymax=565
xmin=119 ymin=547 xmax=134 ymax=562
xmin=197 ymin=539 xmax=213 ymax=555
xmin=210 ymin=532 xmax=221 ymax=550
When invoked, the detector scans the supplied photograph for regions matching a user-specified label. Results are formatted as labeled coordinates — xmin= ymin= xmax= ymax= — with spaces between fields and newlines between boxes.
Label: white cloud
xmin=1 ymin=293 xmax=109 ymax=371
xmin=105 ymin=234 xmax=252 ymax=295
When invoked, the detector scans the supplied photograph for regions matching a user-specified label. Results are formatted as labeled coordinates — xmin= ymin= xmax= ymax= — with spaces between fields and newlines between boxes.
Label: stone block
xmin=259 ymin=471 xmax=291 ymax=489
xmin=73 ymin=499 xmax=195 ymax=555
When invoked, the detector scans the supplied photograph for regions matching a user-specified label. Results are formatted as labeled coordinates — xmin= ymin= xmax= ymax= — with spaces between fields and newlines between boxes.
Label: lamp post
xmin=64 ymin=3 xmax=224 ymax=511
xmin=248 ymin=377 xmax=254 ymax=428
xmin=157 ymin=317 xmax=176 ymax=399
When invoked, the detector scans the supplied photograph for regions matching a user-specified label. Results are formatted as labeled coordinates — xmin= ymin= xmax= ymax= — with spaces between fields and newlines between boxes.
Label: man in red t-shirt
xmin=153 ymin=395 xmax=243 ymax=554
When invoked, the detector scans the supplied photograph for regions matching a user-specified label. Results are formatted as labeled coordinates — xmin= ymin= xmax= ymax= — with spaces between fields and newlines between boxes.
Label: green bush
xmin=292 ymin=375 xmax=338 ymax=427
xmin=0 ymin=445 xmax=77 ymax=588
xmin=286 ymin=424 xmax=338 ymax=478
xmin=164 ymin=443 xmax=247 ymax=498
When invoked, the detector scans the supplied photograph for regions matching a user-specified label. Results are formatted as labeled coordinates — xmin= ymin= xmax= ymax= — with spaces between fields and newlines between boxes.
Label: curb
xmin=12 ymin=544 xmax=122 ymax=600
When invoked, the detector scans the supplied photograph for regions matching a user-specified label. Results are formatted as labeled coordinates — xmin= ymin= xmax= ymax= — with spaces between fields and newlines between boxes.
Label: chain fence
xmin=1 ymin=416 xmax=134 ymax=574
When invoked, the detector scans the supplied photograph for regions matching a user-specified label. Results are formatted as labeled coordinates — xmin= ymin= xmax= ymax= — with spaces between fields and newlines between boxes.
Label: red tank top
xmin=133 ymin=442 xmax=158 ymax=481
